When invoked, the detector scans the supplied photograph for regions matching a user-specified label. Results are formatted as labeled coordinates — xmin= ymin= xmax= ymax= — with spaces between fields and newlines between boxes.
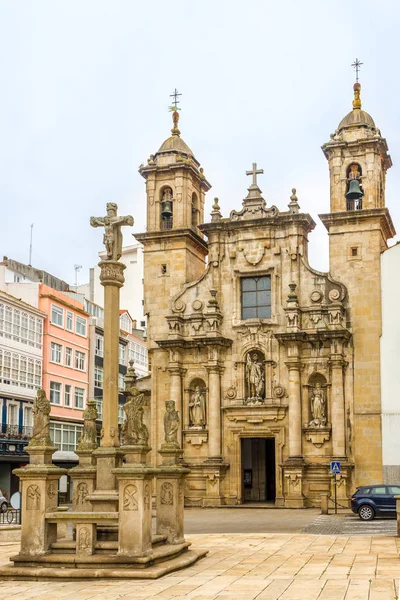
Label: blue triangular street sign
xmin=330 ymin=461 xmax=341 ymax=474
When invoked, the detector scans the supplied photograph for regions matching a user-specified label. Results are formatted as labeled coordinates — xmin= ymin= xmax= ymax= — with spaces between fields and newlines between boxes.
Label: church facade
xmin=136 ymin=82 xmax=395 ymax=507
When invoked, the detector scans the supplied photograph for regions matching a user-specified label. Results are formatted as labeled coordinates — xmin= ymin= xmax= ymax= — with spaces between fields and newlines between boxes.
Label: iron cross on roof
xmin=246 ymin=163 xmax=264 ymax=187
xmin=170 ymin=88 xmax=182 ymax=110
xmin=351 ymin=58 xmax=363 ymax=83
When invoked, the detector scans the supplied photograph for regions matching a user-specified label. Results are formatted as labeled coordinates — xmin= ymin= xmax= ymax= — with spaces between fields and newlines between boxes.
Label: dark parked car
xmin=351 ymin=485 xmax=400 ymax=520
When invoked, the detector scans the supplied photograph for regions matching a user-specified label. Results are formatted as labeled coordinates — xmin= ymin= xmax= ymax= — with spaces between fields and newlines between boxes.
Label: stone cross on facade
xmin=90 ymin=203 xmax=134 ymax=261
xmin=351 ymin=58 xmax=363 ymax=83
xmin=246 ymin=163 xmax=264 ymax=187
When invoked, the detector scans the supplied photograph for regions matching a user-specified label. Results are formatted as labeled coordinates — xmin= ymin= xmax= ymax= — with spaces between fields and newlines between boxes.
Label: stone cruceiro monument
xmin=0 ymin=203 xmax=207 ymax=580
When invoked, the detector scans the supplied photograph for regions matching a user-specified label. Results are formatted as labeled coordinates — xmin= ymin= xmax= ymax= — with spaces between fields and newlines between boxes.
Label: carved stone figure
xmin=246 ymin=352 xmax=265 ymax=402
xmin=78 ymin=527 xmax=91 ymax=552
xmin=26 ymin=484 xmax=40 ymax=510
xmin=47 ymin=482 xmax=56 ymax=500
xmin=122 ymin=362 xmax=149 ymax=445
xmin=164 ymin=400 xmax=180 ymax=445
xmin=29 ymin=389 xmax=52 ymax=447
xmin=77 ymin=400 xmax=98 ymax=451
xmin=160 ymin=482 xmax=174 ymax=505
xmin=90 ymin=203 xmax=134 ymax=261
xmin=75 ymin=482 xmax=89 ymax=506
xmin=189 ymin=386 xmax=206 ymax=428
xmin=308 ymin=383 xmax=327 ymax=428
xmin=123 ymin=484 xmax=138 ymax=511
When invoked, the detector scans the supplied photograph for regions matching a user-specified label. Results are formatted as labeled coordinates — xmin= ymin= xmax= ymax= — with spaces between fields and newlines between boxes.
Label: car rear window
xmin=371 ymin=486 xmax=387 ymax=495
xmin=388 ymin=486 xmax=400 ymax=495
xmin=358 ymin=487 xmax=371 ymax=495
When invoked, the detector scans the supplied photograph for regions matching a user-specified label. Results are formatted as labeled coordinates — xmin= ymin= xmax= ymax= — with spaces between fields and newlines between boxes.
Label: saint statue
xmin=246 ymin=352 xmax=265 ymax=401
xmin=122 ymin=361 xmax=149 ymax=446
xmin=164 ymin=400 xmax=180 ymax=445
xmin=77 ymin=400 xmax=98 ymax=451
xmin=308 ymin=382 xmax=327 ymax=428
xmin=29 ymin=388 xmax=52 ymax=447
xmin=189 ymin=386 xmax=206 ymax=428
xmin=90 ymin=203 xmax=134 ymax=261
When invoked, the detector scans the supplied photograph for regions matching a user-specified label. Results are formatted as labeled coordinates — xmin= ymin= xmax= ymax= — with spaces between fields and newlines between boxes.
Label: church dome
xmin=337 ymin=82 xmax=376 ymax=133
xmin=158 ymin=134 xmax=193 ymax=156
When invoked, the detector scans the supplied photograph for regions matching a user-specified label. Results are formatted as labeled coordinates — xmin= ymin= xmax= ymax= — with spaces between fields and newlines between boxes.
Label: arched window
xmin=345 ymin=163 xmax=363 ymax=211
xmin=160 ymin=187 xmax=173 ymax=230
xmin=191 ymin=192 xmax=199 ymax=227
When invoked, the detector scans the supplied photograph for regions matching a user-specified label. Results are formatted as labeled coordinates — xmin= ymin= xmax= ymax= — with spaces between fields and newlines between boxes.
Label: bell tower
xmin=319 ymin=72 xmax=396 ymax=486
xmin=135 ymin=103 xmax=211 ymax=348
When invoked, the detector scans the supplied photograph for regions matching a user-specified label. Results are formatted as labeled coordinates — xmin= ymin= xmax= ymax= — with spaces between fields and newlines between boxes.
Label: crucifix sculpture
xmin=90 ymin=203 xmax=134 ymax=261
xmin=246 ymin=163 xmax=264 ymax=187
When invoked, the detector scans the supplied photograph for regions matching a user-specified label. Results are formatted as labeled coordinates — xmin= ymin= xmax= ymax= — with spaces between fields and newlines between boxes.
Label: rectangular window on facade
xmin=241 ymin=276 xmax=271 ymax=320
xmin=119 ymin=343 xmax=125 ymax=365
xmin=24 ymin=405 xmax=33 ymax=430
xmin=118 ymin=372 xmax=125 ymax=391
xmin=95 ymin=398 xmax=103 ymax=420
xmin=94 ymin=365 xmax=103 ymax=388
xmin=74 ymin=387 xmax=85 ymax=409
xmin=76 ymin=316 xmax=87 ymax=337
xmin=75 ymin=350 xmax=86 ymax=371
xmin=8 ymin=403 xmax=18 ymax=426
xmin=65 ymin=347 xmax=72 ymax=367
xmin=50 ymin=421 xmax=83 ymax=452
xmin=50 ymin=341 xmax=62 ymax=364
xmin=51 ymin=305 xmax=63 ymax=327
xmin=49 ymin=381 xmax=61 ymax=405
xmin=66 ymin=311 xmax=73 ymax=331
xmin=95 ymin=334 xmax=104 ymax=357
xmin=118 ymin=403 xmax=124 ymax=424
xmin=64 ymin=384 xmax=71 ymax=407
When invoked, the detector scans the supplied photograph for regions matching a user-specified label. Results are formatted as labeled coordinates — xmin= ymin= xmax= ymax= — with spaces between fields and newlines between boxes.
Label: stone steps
xmin=51 ymin=534 xmax=168 ymax=554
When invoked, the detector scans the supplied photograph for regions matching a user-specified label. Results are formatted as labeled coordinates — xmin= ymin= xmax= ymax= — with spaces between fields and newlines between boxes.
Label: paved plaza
xmin=1 ymin=532 xmax=400 ymax=599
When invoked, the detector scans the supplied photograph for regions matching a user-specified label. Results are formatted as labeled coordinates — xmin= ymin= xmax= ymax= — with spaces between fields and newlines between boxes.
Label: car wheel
xmin=0 ymin=502 xmax=7 ymax=513
xmin=358 ymin=504 xmax=375 ymax=521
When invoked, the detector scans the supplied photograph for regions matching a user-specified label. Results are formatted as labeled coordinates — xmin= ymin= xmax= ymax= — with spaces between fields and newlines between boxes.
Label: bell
xmin=161 ymin=200 xmax=173 ymax=218
xmin=346 ymin=179 xmax=363 ymax=200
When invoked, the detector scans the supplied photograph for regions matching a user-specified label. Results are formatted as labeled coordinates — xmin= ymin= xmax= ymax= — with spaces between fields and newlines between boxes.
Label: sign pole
xmin=334 ymin=475 xmax=337 ymax=514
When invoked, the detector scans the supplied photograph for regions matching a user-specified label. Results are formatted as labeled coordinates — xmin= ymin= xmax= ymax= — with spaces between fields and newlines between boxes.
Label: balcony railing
xmin=0 ymin=423 xmax=33 ymax=440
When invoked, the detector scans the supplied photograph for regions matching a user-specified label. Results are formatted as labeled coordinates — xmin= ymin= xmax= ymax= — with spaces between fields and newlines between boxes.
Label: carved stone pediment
xmin=223 ymin=404 xmax=287 ymax=424
xmin=303 ymin=426 xmax=331 ymax=448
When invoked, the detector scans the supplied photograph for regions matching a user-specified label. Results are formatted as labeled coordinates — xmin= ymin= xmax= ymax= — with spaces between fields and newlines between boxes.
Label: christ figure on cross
xmin=90 ymin=203 xmax=134 ymax=261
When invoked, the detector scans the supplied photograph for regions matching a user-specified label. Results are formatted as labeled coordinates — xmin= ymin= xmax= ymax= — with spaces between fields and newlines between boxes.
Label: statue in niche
xmin=77 ymin=400 xmax=98 ymax=451
xmin=122 ymin=361 xmax=149 ymax=445
xmin=308 ymin=382 xmax=327 ymax=428
xmin=245 ymin=352 xmax=265 ymax=404
xmin=189 ymin=386 xmax=206 ymax=428
xmin=164 ymin=400 xmax=180 ymax=445
xmin=29 ymin=388 xmax=52 ymax=447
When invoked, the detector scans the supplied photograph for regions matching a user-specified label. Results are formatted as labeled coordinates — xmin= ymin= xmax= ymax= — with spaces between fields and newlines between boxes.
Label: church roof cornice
xmin=135 ymin=227 xmax=209 ymax=253
xmin=319 ymin=208 xmax=396 ymax=240
xmin=200 ymin=212 xmax=316 ymax=235
xmin=156 ymin=337 xmax=233 ymax=349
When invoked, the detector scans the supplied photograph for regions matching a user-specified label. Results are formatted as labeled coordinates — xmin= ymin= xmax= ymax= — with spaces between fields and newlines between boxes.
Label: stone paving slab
xmin=0 ymin=534 xmax=400 ymax=599
xmin=302 ymin=514 xmax=397 ymax=536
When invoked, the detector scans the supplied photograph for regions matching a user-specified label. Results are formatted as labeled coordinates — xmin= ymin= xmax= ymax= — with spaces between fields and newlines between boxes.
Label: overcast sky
xmin=1 ymin=0 xmax=399 ymax=286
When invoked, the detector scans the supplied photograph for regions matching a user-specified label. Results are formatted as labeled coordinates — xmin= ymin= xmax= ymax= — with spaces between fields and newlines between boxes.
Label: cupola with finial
xmin=321 ymin=59 xmax=392 ymax=214
xmin=139 ymin=89 xmax=211 ymax=234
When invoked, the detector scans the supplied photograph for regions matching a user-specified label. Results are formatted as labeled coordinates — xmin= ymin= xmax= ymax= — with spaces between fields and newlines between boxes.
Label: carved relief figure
xmin=77 ymin=401 xmax=98 ymax=451
xmin=29 ymin=389 xmax=52 ymax=447
xmin=26 ymin=484 xmax=40 ymax=510
xmin=309 ymin=383 xmax=327 ymax=428
xmin=122 ymin=362 xmax=149 ymax=445
xmin=144 ymin=484 xmax=151 ymax=510
xmin=90 ymin=202 xmax=134 ymax=261
xmin=164 ymin=400 xmax=180 ymax=445
xmin=78 ymin=527 xmax=91 ymax=552
xmin=123 ymin=484 xmax=138 ymax=511
xmin=47 ymin=482 xmax=56 ymax=500
xmin=161 ymin=482 xmax=174 ymax=505
xmin=75 ymin=482 xmax=89 ymax=506
xmin=245 ymin=352 xmax=265 ymax=403
xmin=189 ymin=386 xmax=206 ymax=428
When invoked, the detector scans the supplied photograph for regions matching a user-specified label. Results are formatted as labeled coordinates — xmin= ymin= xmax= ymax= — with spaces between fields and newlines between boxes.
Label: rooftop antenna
xmin=29 ymin=224 xmax=34 ymax=266
xmin=74 ymin=264 xmax=82 ymax=292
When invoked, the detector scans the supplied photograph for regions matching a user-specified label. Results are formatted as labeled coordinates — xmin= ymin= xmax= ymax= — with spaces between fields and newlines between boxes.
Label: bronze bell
xmin=161 ymin=200 xmax=173 ymax=218
xmin=346 ymin=179 xmax=363 ymax=200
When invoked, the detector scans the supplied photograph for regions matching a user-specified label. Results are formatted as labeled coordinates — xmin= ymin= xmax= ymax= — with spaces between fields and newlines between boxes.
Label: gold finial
xmin=353 ymin=82 xmax=361 ymax=110
xmin=169 ymin=88 xmax=182 ymax=136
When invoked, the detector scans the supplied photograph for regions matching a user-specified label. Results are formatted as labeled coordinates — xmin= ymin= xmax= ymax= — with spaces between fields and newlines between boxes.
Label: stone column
xmin=206 ymin=365 xmax=222 ymax=459
xmin=330 ymin=346 xmax=346 ymax=458
xmin=15 ymin=446 xmax=66 ymax=557
xmin=168 ymin=366 xmax=185 ymax=445
xmin=286 ymin=360 xmax=302 ymax=457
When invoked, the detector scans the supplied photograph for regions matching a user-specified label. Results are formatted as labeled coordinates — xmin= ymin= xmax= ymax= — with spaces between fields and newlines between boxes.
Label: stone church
xmin=136 ymin=81 xmax=395 ymax=508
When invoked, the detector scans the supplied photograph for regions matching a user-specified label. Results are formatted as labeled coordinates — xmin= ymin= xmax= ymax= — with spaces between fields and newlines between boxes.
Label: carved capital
xmin=99 ymin=260 xmax=126 ymax=288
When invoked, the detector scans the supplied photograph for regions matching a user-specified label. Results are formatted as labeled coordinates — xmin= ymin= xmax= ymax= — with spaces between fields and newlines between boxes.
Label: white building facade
xmin=381 ymin=242 xmax=400 ymax=483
